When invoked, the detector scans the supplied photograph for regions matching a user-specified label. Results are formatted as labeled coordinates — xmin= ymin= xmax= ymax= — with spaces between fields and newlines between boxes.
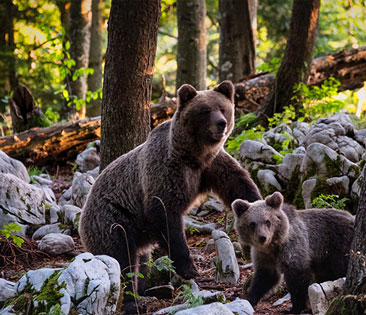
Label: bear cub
xmin=232 ymin=191 xmax=354 ymax=314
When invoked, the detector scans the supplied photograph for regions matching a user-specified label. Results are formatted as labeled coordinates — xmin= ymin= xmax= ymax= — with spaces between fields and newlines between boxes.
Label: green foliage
xmin=145 ymin=256 xmax=175 ymax=274
xmin=226 ymin=126 xmax=264 ymax=158
xmin=268 ymin=105 xmax=296 ymax=128
xmin=312 ymin=194 xmax=349 ymax=210
xmin=293 ymin=77 xmax=346 ymax=120
xmin=174 ymin=284 xmax=204 ymax=310
xmin=0 ymin=223 xmax=24 ymax=247
xmin=257 ymin=57 xmax=281 ymax=75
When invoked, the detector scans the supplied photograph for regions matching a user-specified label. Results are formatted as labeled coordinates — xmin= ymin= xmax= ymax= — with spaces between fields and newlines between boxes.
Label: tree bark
xmin=218 ymin=0 xmax=256 ymax=82
xmin=326 ymin=165 xmax=366 ymax=314
xmin=0 ymin=0 xmax=17 ymax=99
xmin=0 ymin=117 xmax=101 ymax=166
xmin=257 ymin=0 xmax=320 ymax=122
xmin=236 ymin=46 xmax=366 ymax=112
xmin=69 ymin=0 xmax=92 ymax=119
xmin=176 ymin=0 xmax=206 ymax=91
xmin=100 ymin=0 xmax=160 ymax=170
xmin=345 ymin=165 xmax=366 ymax=295
xmin=86 ymin=0 xmax=103 ymax=117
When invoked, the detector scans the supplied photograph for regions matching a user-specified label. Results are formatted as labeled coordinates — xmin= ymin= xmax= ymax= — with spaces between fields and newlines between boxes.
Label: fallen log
xmin=0 ymin=117 xmax=101 ymax=166
xmin=235 ymin=46 xmax=366 ymax=111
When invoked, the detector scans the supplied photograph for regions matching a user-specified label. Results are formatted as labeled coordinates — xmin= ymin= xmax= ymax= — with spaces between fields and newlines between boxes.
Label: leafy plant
xmin=312 ymin=194 xmax=348 ymax=210
xmin=268 ymin=105 xmax=297 ymax=128
xmin=257 ymin=57 xmax=281 ymax=75
xmin=293 ymin=77 xmax=346 ymax=120
xmin=226 ymin=126 xmax=264 ymax=158
xmin=174 ymin=284 xmax=204 ymax=310
xmin=145 ymin=256 xmax=175 ymax=273
xmin=0 ymin=223 xmax=25 ymax=247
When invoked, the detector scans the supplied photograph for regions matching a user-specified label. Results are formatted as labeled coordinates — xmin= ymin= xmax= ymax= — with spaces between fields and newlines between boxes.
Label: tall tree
xmin=86 ymin=0 xmax=103 ymax=117
xmin=326 ymin=166 xmax=366 ymax=313
xmin=100 ymin=0 xmax=161 ymax=171
xmin=69 ymin=0 xmax=92 ymax=119
xmin=176 ymin=0 xmax=206 ymax=91
xmin=218 ymin=0 xmax=256 ymax=82
xmin=256 ymin=0 xmax=320 ymax=123
xmin=0 ymin=0 xmax=17 ymax=99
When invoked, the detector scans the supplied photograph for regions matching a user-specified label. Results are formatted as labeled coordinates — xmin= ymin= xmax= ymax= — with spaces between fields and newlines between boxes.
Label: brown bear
xmin=79 ymin=81 xmax=261 ymax=311
xmin=232 ymin=191 xmax=354 ymax=314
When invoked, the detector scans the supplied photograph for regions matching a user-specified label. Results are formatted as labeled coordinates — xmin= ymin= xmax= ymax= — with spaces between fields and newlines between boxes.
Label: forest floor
xmin=0 ymin=164 xmax=300 ymax=315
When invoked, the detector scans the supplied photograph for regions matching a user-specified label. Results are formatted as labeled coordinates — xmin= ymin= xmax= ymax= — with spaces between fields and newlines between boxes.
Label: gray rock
xmin=86 ymin=166 xmax=99 ymax=179
xmin=205 ymin=238 xmax=215 ymax=254
xmin=226 ymin=298 xmax=254 ymax=315
xmin=308 ymin=277 xmax=346 ymax=315
xmin=59 ymin=172 xmax=95 ymax=208
xmin=354 ymin=128 xmax=366 ymax=146
xmin=303 ymin=114 xmax=364 ymax=162
xmin=0 ymin=151 xmax=29 ymax=183
xmin=302 ymin=178 xmax=317 ymax=209
xmin=325 ymin=176 xmax=350 ymax=195
xmin=59 ymin=204 xmax=82 ymax=231
xmin=76 ymin=145 xmax=100 ymax=173
xmin=273 ymin=293 xmax=291 ymax=306
xmin=32 ymin=223 xmax=70 ymax=240
xmin=196 ymin=290 xmax=226 ymax=304
xmin=184 ymin=217 xmax=216 ymax=234
xmin=232 ymin=241 xmax=243 ymax=258
xmin=240 ymin=140 xmax=281 ymax=165
xmin=200 ymin=198 xmax=225 ymax=214
xmin=175 ymin=302 xmax=234 ymax=315
xmin=0 ymin=279 xmax=16 ymax=302
xmin=0 ymin=173 xmax=46 ymax=229
xmin=278 ymin=153 xmax=304 ymax=182
xmin=293 ymin=146 xmax=306 ymax=155
xmin=50 ymin=204 xmax=61 ymax=224
xmin=212 ymin=230 xmax=240 ymax=284
xmin=4 ymin=253 xmax=120 ymax=315
xmin=38 ymin=233 xmax=75 ymax=255
xmin=146 ymin=256 xmax=175 ymax=287
xmin=257 ymin=169 xmax=282 ymax=194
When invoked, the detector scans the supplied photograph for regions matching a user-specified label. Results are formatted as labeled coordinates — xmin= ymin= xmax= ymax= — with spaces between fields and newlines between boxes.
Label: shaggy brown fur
xmin=232 ymin=192 xmax=354 ymax=314
xmin=79 ymin=81 xmax=261 ymax=310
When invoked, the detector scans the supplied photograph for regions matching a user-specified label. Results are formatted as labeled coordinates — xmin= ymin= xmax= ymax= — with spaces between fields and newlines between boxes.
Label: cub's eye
xmin=249 ymin=222 xmax=256 ymax=231
xmin=220 ymin=108 xmax=225 ymax=114
xmin=265 ymin=220 xmax=271 ymax=228
xmin=199 ymin=107 xmax=211 ymax=115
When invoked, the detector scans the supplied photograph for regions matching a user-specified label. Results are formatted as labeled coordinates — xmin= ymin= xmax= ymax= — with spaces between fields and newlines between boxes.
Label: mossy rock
xmin=325 ymin=294 xmax=366 ymax=315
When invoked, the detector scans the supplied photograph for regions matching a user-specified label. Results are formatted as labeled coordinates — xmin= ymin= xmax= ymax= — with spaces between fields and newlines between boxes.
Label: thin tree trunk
xmin=100 ymin=0 xmax=161 ymax=170
xmin=86 ymin=0 xmax=103 ymax=117
xmin=257 ymin=0 xmax=320 ymax=123
xmin=176 ymin=0 xmax=206 ymax=91
xmin=69 ymin=0 xmax=92 ymax=119
xmin=218 ymin=0 xmax=256 ymax=82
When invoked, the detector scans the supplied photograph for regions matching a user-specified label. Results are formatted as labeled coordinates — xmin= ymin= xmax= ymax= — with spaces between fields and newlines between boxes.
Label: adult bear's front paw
xmin=175 ymin=259 xmax=199 ymax=279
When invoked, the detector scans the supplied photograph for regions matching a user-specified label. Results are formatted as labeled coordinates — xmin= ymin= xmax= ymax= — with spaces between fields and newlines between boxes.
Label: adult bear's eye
xmin=249 ymin=222 xmax=256 ymax=231
xmin=200 ymin=107 xmax=211 ymax=114
xmin=265 ymin=220 xmax=271 ymax=228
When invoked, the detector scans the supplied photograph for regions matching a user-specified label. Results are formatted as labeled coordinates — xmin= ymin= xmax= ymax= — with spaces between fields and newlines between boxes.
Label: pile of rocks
xmin=239 ymin=113 xmax=365 ymax=210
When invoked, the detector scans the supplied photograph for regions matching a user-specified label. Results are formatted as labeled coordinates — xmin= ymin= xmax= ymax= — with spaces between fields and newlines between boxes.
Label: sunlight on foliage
xmin=312 ymin=194 xmax=349 ymax=210
xmin=0 ymin=223 xmax=24 ymax=247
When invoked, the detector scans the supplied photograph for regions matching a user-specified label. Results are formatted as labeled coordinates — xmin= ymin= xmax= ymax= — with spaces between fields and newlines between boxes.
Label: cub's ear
xmin=177 ymin=84 xmax=197 ymax=107
xmin=232 ymin=199 xmax=250 ymax=216
xmin=265 ymin=192 xmax=283 ymax=209
xmin=214 ymin=80 xmax=234 ymax=103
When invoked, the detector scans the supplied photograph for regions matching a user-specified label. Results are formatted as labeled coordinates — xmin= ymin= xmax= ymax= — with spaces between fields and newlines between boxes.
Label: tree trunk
xmin=69 ymin=0 xmax=92 ymax=119
xmin=257 ymin=0 xmax=320 ymax=122
xmin=0 ymin=0 xmax=17 ymax=99
xmin=0 ymin=117 xmax=101 ymax=166
xmin=345 ymin=165 xmax=366 ymax=294
xmin=100 ymin=0 xmax=160 ymax=170
xmin=326 ymin=165 xmax=366 ymax=314
xmin=86 ymin=0 xmax=103 ymax=117
xmin=176 ymin=0 xmax=206 ymax=91
xmin=218 ymin=0 xmax=256 ymax=82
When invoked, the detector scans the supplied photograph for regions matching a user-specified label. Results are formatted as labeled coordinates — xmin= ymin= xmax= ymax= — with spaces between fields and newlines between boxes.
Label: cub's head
xmin=232 ymin=192 xmax=290 ymax=249
xmin=175 ymin=81 xmax=235 ymax=146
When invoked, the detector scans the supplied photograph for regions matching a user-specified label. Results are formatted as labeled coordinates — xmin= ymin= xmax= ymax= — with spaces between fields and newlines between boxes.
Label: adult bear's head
xmin=175 ymin=81 xmax=235 ymax=147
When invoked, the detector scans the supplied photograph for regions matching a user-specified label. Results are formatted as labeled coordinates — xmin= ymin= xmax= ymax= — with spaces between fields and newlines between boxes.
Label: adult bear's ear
xmin=265 ymin=192 xmax=283 ymax=209
xmin=177 ymin=84 xmax=197 ymax=107
xmin=232 ymin=199 xmax=250 ymax=216
xmin=214 ymin=80 xmax=234 ymax=103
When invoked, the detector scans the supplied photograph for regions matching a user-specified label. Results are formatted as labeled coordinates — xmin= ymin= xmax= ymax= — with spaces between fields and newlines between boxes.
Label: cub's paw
xmin=176 ymin=261 xmax=199 ymax=280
